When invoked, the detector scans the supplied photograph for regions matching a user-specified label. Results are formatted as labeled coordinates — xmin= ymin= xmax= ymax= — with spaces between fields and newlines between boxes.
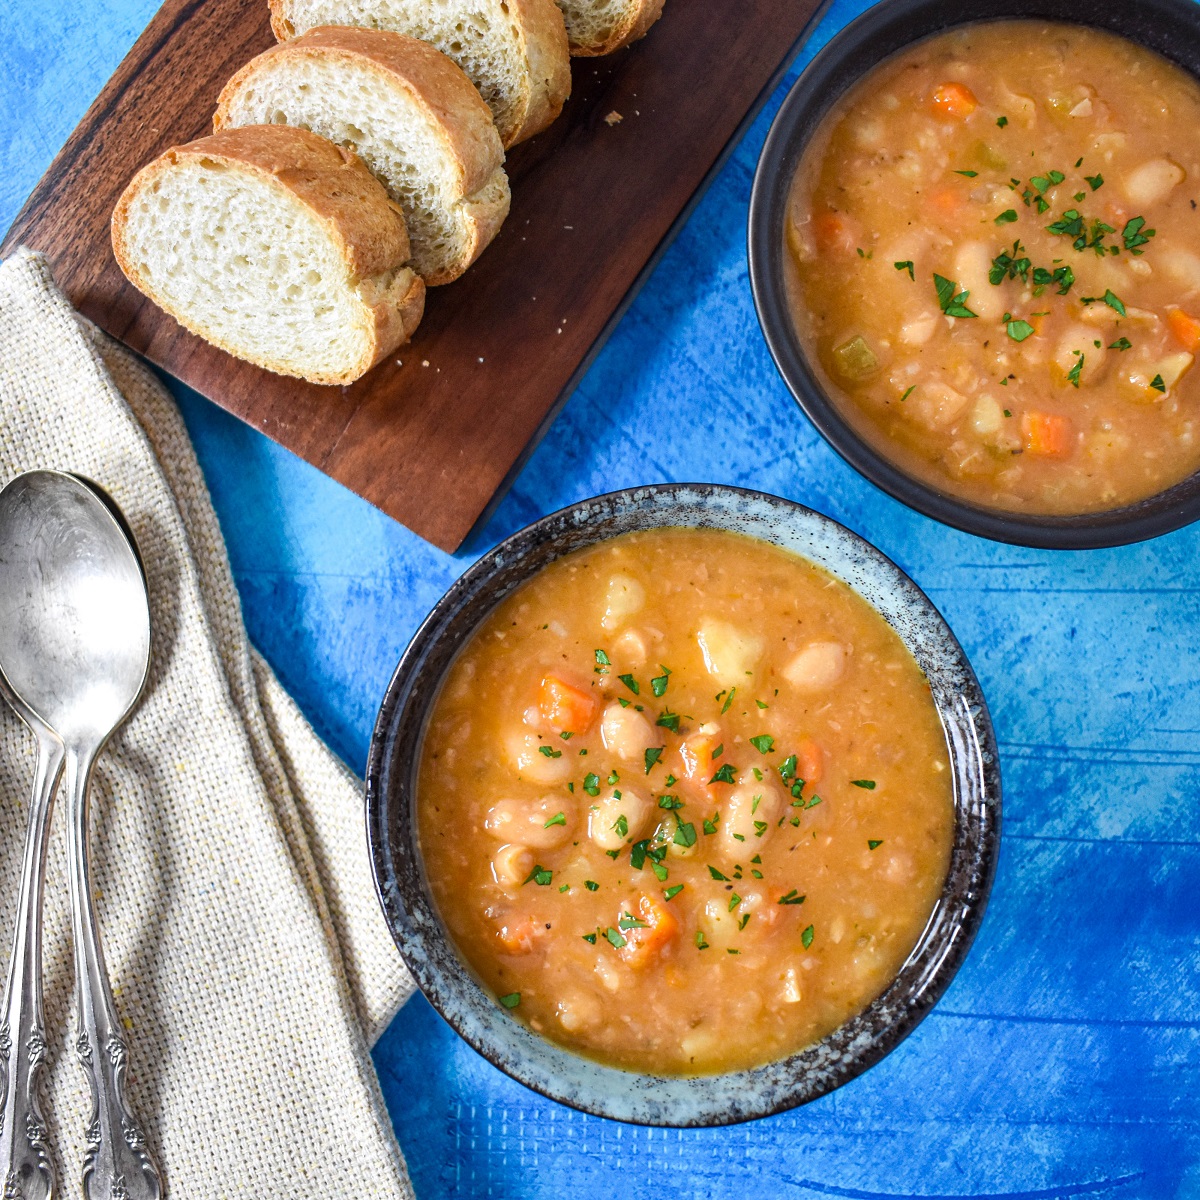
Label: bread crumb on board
xmin=604 ymin=111 xmax=623 ymax=126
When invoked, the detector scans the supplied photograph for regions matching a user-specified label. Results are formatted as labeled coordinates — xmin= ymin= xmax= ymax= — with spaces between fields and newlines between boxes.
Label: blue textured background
xmin=4 ymin=1 xmax=1199 ymax=1195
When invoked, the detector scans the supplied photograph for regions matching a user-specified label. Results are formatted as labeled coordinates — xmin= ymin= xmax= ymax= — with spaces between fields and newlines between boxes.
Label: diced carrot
xmin=495 ymin=916 xmax=543 ymax=955
xmin=930 ymin=82 xmax=978 ymax=119
xmin=617 ymin=894 xmax=679 ymax=968
xmin=1021 ymin=411 xmax=1073 ymax=457
xmin=1028 ymin=312 xmax=1049 ymax=336
xmin=797 ymin=737 xmax=824 ymax=786
xmin=678 ymin=732 xmax=717 ymax=782
xmin=927 ymin=186 xmax=966 ymax=216
xmin=812 ymin=209 xmax=856 ymax=254
xmin=539 ymin=674 xmax=596 ymax=734
xmin=1167 ymin=308 xmax=1200 ymax=352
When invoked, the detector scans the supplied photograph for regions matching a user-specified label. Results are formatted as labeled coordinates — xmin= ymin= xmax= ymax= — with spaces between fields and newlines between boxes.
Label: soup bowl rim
xmin=747 ymin=0 xmax=1200 ymax=549
xmin=365 ymin=483 xmax=1001 ymax=1126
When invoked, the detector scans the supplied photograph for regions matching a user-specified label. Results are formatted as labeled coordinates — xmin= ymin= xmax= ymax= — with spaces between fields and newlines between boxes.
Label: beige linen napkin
xmin=0 ymin=248 xmax=415 ymax=1197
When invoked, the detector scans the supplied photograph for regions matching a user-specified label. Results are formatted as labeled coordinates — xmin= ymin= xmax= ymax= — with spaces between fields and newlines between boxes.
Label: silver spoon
xmin=0 ymin=470 xmax=163 ymax=1200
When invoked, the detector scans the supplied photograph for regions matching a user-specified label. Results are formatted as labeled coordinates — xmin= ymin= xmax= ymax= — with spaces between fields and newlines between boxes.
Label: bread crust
xmin=111 ymin=126 xmax=425 ymax=385
xmin=266 ymin=0 xmax=570 ymax=148
xmin=565 ymin=0 xmax=666 ymax=56
xmin=215 ymin=27 xmax=503 ymax=197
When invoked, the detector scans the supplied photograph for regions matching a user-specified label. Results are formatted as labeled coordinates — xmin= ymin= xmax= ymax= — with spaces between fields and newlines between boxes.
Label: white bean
xmin=953 ymin=241 xmax=1005 ymax=320
xmin=484 ymin=795 xmax=575 ymax=849
xmin=588 ymin=787 xmax=653 ymax=851
xmin=600 ymin=702 xmax=656 ymax=762
xmin=719 ymin=785 xmax=783 ymax=857
xmin=782 ymin=641 xmax=847 ymax=691
xmin=1124 ymin=157 xmax=1185 ymax=207
xmin=491 ymin=844 xmax=533 ymax=888
xmin=612 ymin=628 xmax=648 ymax=666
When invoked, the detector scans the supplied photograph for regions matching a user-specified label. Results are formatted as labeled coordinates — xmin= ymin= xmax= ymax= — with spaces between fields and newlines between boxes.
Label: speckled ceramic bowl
xmin=366 ymin=485 xmax=1001 ymax=1126
xmin=748 ymin=0 xmax=1200 ymax=549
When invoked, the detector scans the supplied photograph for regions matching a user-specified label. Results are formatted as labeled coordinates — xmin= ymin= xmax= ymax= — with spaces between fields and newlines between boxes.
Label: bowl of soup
xmin=366 ymin=485 xmax=1000 ymax=1125
xmin=749 ymin=0 xmax=1200 ymax=547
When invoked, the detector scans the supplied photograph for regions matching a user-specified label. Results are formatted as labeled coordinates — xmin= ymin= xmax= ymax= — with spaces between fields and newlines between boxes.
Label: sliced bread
xmin=555 ymin=0 xmax=665 ymax=56
xmin=111 ymin=125 xmax=425 ymax=386
xmin=215 ymin=27 xmax=510 ymax=286
xmin=268 ymin=0 xmax=571 ymax=148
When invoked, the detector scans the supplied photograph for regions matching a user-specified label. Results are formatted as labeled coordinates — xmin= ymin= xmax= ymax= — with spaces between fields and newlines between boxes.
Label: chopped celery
xmin=832 ymin=335 xmax=879 ymax=382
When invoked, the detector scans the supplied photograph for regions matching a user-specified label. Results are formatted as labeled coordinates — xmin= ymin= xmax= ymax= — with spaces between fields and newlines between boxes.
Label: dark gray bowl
xmin=365 ymin=484 xmax=1001 ymax=1126
xmin=748 ymin=0 xmax=1200 ymax=549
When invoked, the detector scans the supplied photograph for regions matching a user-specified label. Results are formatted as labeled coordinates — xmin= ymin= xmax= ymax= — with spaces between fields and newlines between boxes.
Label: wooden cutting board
xmin=1 ymin=0 xmax=824 ymax=551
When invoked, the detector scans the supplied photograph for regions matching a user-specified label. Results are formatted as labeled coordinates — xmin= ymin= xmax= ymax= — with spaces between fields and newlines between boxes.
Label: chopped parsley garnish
xmin=990 ymin=240 xmax=1030 ymax=284
xmin=695 ymin=931 xmax=709 ymax=950
xmin=721 ymin=688 xmax=736 ymax=715
xmin=1085 ymin=173 xmax=1104 ymax=190
xmin=996 ymin=115 xmax=1008 ymax=127
xmin=607 ymin=770 xmax=620 ymax=785
xmin=559 ymin=883 xmax=570 ymax=893
xmin=583 ymin=772 xmax=600 ymax=796
xmin=499 ymin=992 xmax=521 ymax=1008
xmin=1004 ymin=314 xmax=1035 ymax=342
xmin=618 ymin=673 xmax=639 ymax=695
xmin=585 ymin=880 xmax=599 ymax=891
xmin=1067 ymin=351 xmax=1085 ymax=388
xmin=658 ymin=794 xmax=683 ymax=810
xmin=709 ymin=865 xmax=729 ymax=881
xmin=619 ymin=912 xmax=648 ymax=930
xmin=712 ymin=743 xmax=724 ymax=760
xmin=728 ymin=893 xmax=742 ymax=913
xmin=749 ymin=734 xmax=775 ymax=754
xmin=594 ymin=649 xmax=610 ymax=668
xmin=934 ymin=273 xmax=978 ymax=318
xmin=559 ymin=730 xmax=573 ymax=740
xmin=523 ymin=865 xmax=553 ymax=886
xmin=652 ymin=862 xmax=668 ymax=881
xmin=656 ymin=710 xmax=681 ymax=733
xmin=1031 ymin=264 xmax=1074 ymax=296
xmin=650 ymin=667 xmax=671 ymax=697
xmin=801 ymin=925 xmax=815 ymax=950
xmin=709 ymin=764 xmax=737 ymax=785
xmin=1074 ymin=192 xmax=1086 ymax=203
xmin=1082 ymin=288 xmax=1126 ymax=316
xmin=778 ymin=755 xmax=798 ymax=782
xmin=751 ymin=869 xmax=763 ymax=879
xmin=851 ymin=779 xmax=877 ymax=790
xmin=1110 ymin=337 xmax=1132 ymax=351
xmin=894 ymin=260 xmax=915 ymax=280
xmin=1122 ymin=215 xmax=1156 ymax=254
xmin=664 ymin=885 xmax=684 ymax=901
xmin=583 ymin=932 xmax=597 ymax=943
xmin=605 ymin=849 xmax=620 ymax=859
xmin=778 ymin=890 xmax=806 ymax=905
xmin=543 ymin=812 xmax=567 ymax=828
xmin=805 ymin=795 xmax=823 ymax=809
xmin=644 ymin=747 xmax=664 ymax=774
xmin=1151 ymin=374 xmax=1167 ymax=393
xmin=751 ymin=855 xmax=761 ymax=864
xmin=995 ymin=209 xmax=1018 ymax=225
xmin=673 ymin=819 xmax=697 ymax=848
xmin=899 ymin=385 xmax=915 ymax=402
xmin=605 ymin=927 xmax=627 ymax=949
xmin=631 ymin=839 xmax=668 ymax=870
xmin=613 ymin=814 xmax=628 ymax=838
xmin=703 ymin=813 xmax=719 ymax=835
xmin=538 ymin=745 xmax=562 ymax=758
xmin=753 ymin=821 xmax=769 ymax=837
xmin=954 ymin=169 xmax=978 ymax=178
xmin=752 ymin=767 xmax=763 ymax=780
xmin=868 ymin=839 xmax=883 ymax=850
xmin=756 ymin=699 xmax=768 ymax=709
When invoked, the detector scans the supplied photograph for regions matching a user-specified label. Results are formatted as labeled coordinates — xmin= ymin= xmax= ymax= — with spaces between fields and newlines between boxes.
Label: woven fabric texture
xmin=0 ymin=248 xmax=414 ymax=1197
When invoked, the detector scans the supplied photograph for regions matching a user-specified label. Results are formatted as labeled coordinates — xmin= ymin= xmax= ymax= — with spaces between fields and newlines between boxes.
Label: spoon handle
xmin=64 ymin=748 xmax=163 ymax=1200
xmin=0 ymin=726 xmax=62 ymax=1200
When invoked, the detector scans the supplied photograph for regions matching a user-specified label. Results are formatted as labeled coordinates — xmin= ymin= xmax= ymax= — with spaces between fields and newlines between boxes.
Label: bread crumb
xmin=604 ymin=111 xmax=623 ymax=126
xmin=422 ymin=360 xmax=430 ymax=367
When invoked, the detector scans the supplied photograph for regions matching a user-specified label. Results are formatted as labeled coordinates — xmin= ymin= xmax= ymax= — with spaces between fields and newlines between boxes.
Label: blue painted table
xmin=3 ymin=1 xmax=1198 ymax=1194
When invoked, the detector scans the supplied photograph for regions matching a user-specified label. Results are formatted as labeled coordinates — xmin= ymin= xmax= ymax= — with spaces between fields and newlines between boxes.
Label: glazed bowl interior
xmin=366 ymin=485 xmax=1001 ymax=1126
xmin=748 ymin=0 xmax=1200 ymax=549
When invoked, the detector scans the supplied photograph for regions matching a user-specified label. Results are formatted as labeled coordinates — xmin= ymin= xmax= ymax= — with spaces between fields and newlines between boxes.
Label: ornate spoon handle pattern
xmin=65 ymin=748 xmax=162 ymax=1200
xmin=0 ymin=717 xmax=62 ymax=1200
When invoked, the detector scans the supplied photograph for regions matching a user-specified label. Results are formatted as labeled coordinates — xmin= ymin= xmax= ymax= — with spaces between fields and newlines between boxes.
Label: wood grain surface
xmin=1 ymin=0 xmax=823 ymax=551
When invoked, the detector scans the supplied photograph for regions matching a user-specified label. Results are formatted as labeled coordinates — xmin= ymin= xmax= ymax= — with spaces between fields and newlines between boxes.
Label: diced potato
xmin=601 ymin=573 xmax=645 ymax=631
xmin=1051 ymin=328 xmax=1105 ymax=387
xmin=1164 ymin=250 xmax=1200 ymax=294
xmin=600 ymin=702 xmax=656 ymax=762
xmin=556 ymin=990 xmax=603 ymax=1033
xmin=970 ymin=394 xmax=1005 ymax=437
xmin=1156 ymin=352 xmax=1195 ymax=392
xmin=719 ymin=785 xmax=783 ymax=857
xmin=700 ymin=898 xmax=741 ymax=948
xmin=588 ymin=786 xmax=653 ymax=851
xmin=900 ymin=313 xmax=938 ymax=346
xmin=910 ymin=380 xmax=970 ymax=430
xmin=612 ymin=628 xmax=648 ymax=666
xmin=484 ymin=795 xmax=575 ymax=849
xmin=697 ymin=620 xmax=763 ymax=686
xmin=504 ymin=729 xmax=573 ymax=783
xmin=1123 ymin=158 xmax=1185 ymax=207
xmin=831 ymin=335 xmax=880 ymax=382
xmin=781 ymin=641 xmax=847 ymax=691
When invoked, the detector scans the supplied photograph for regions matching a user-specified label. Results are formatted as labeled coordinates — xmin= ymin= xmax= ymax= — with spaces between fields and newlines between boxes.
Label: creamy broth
xmin=417 ymin=529 xmax=954 ymax=1075
xmin=785 ymin=22 xmax=1200 ymax=514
